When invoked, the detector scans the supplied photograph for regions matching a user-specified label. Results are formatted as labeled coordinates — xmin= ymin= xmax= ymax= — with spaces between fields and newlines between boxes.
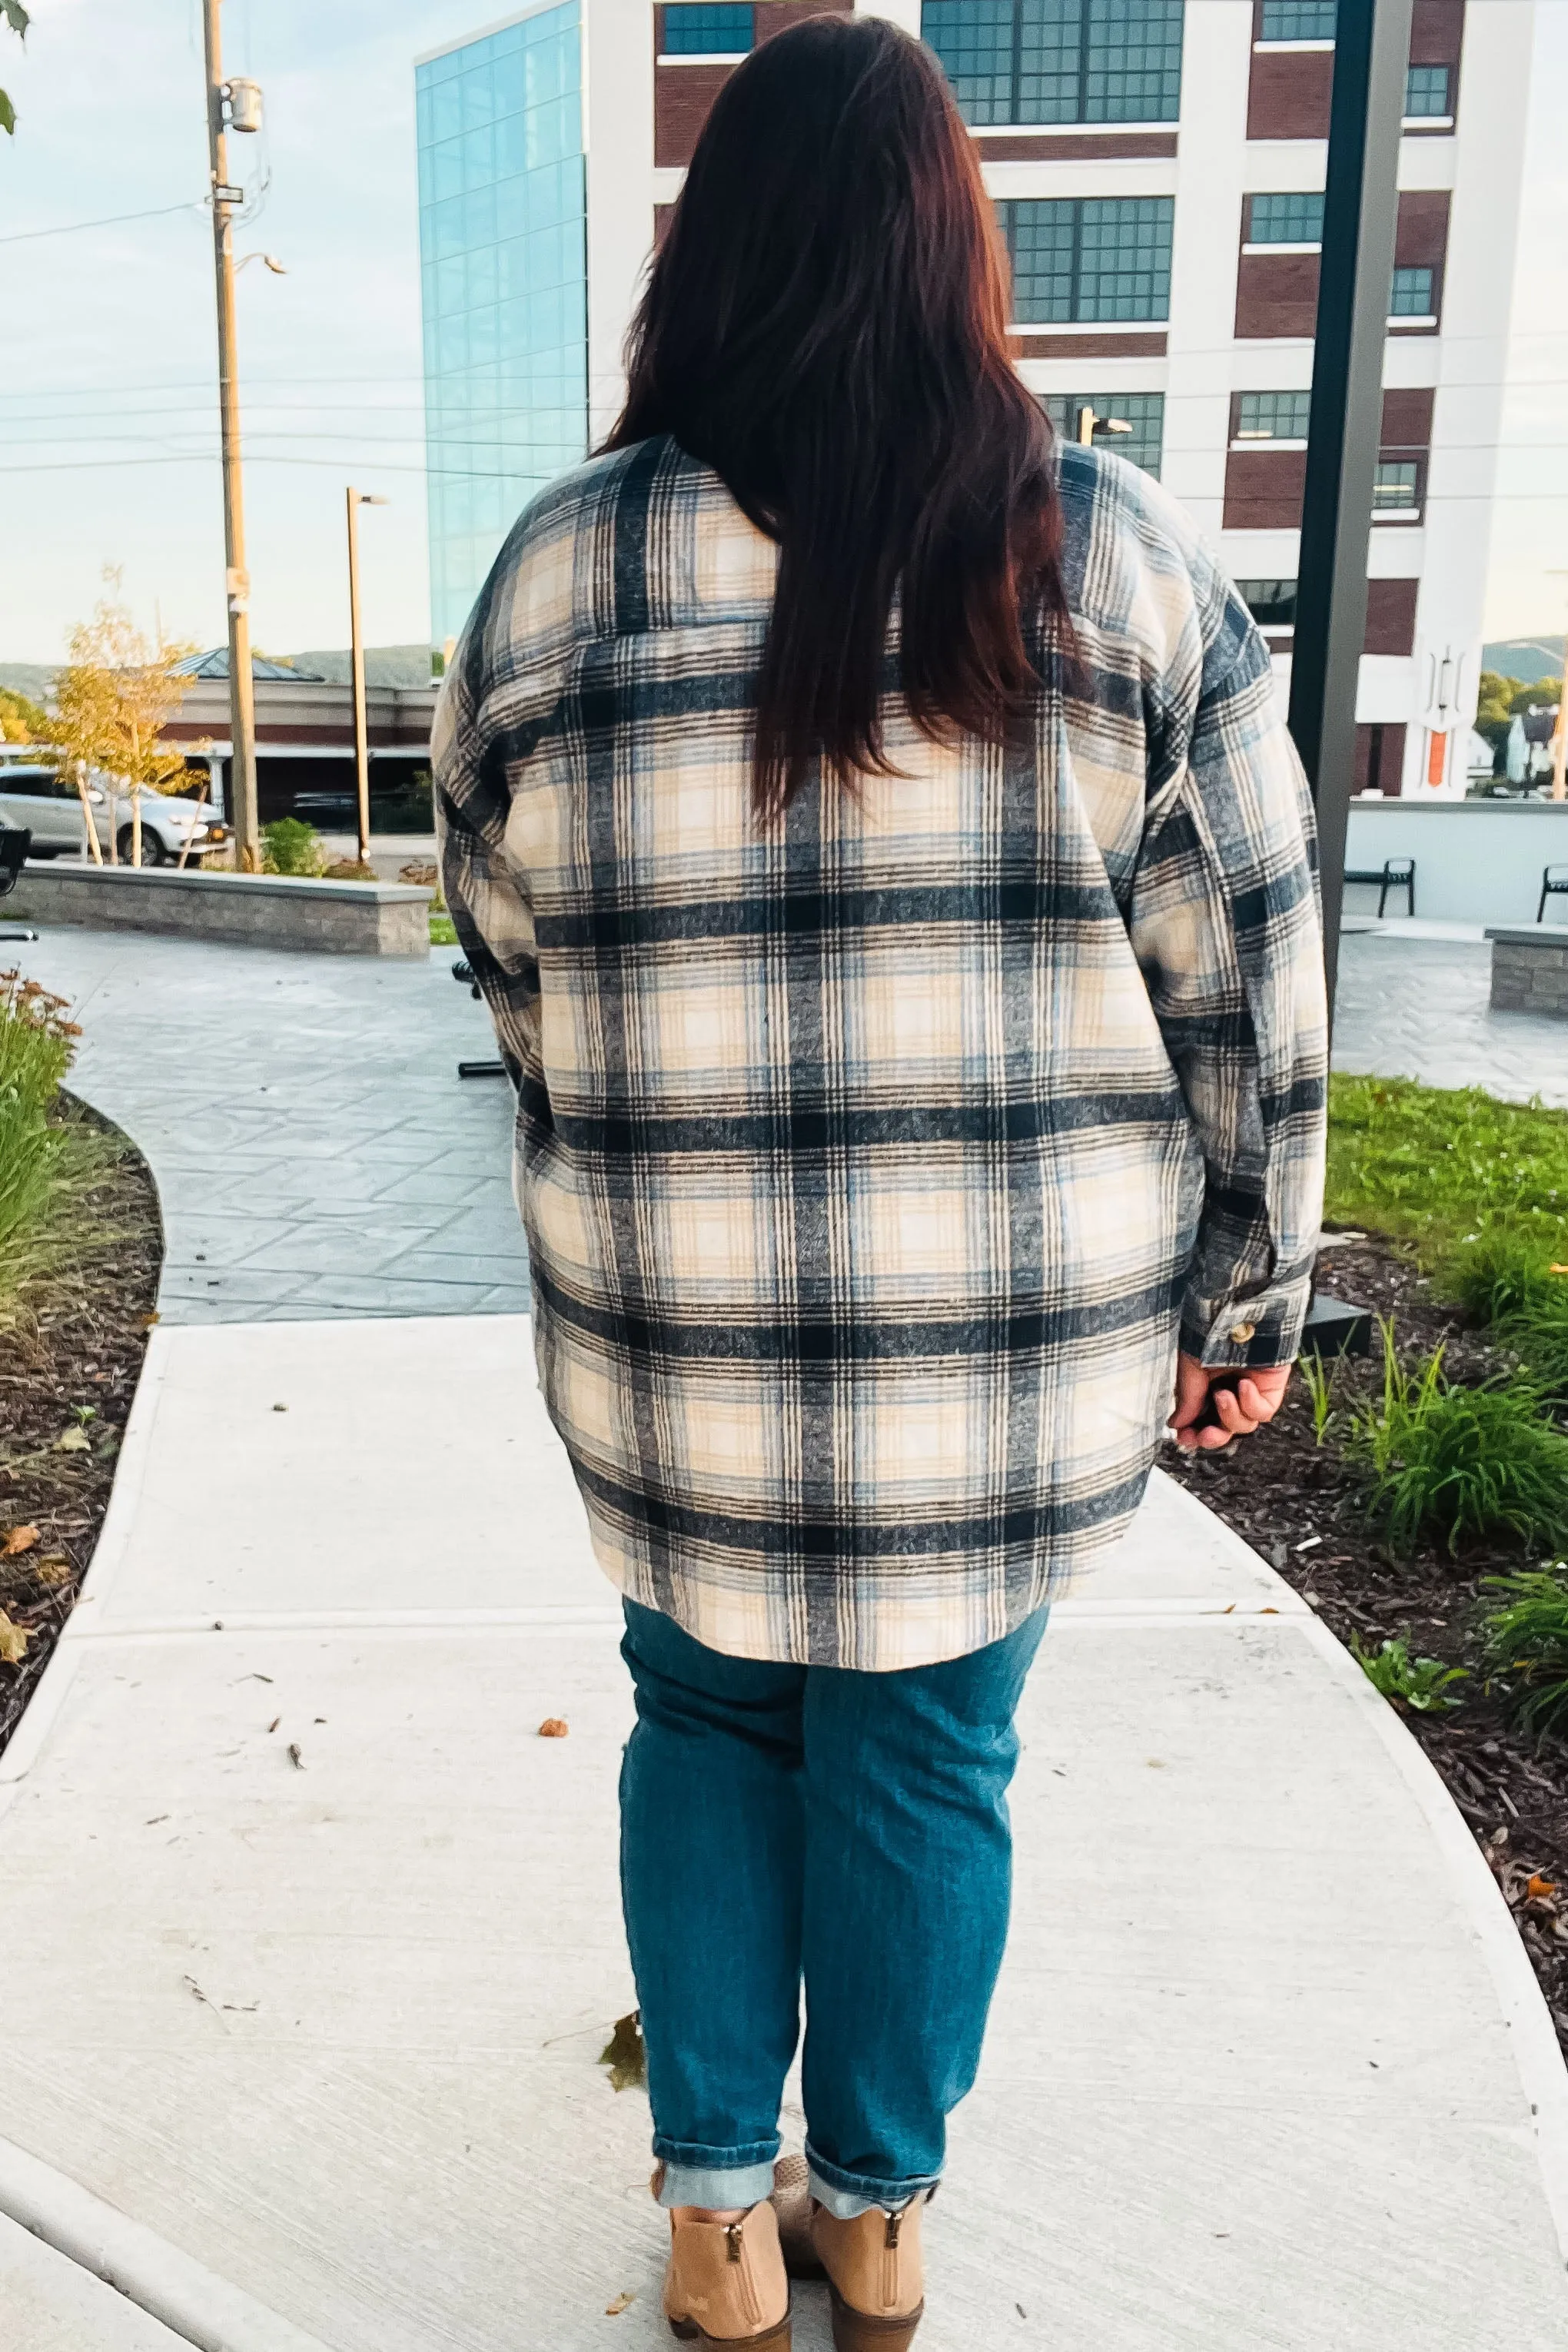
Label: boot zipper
xmin=882 ymin=2207 xmax=904 ymax=2310
xmin=725 ymin=2221 xmax=764 ymax=2328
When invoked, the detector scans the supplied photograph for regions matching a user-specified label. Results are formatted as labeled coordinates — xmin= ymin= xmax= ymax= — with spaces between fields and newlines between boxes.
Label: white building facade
xmin=417 ymin=0 xmax=1533 ymax=797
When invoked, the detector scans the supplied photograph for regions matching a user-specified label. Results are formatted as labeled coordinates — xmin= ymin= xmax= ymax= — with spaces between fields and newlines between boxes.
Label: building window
xmin=1257 ymin=0 xmax=1337 ymax=39
xmin=1000 ymin=196 xmax=1174 ymax=322
xmin=1040 ymin=390 xmax=1165 ymax=475
xmin=661 ymin=4 xmax=754 ymax=55
xmin=1374 ymin=458 xmax=1420 ymax=513
xmin=1245 ymin=191 xmax=1324 ymax=247
xmin=1234 ymin=390 xmax=1312 ymax=442
xmin=417 ymin=2 xmax=588 ymax=649
xmin=1234 ymin=578 xmax=1297 ymax=629
xmin=1404 ymin=62 xmax=1451 ymax=118
xmin=922 ymin=0 xmax=1184 ymax=127
xmin=1390 ymin=264 xmax=1435 ymax=317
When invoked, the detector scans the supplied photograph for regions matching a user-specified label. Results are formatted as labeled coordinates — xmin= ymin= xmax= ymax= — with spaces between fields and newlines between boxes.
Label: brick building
xmin=415 ymin=0 xmax=1533 ymax=796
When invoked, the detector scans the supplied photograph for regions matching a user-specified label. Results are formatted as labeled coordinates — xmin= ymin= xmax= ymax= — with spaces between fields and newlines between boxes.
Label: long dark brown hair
xmin=605 ymin=13 xmax=1065 ymax=817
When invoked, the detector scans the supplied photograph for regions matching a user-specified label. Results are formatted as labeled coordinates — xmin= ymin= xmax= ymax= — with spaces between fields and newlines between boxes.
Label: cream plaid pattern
xmin=435 ymin=435 xmax=1327 ymax=1668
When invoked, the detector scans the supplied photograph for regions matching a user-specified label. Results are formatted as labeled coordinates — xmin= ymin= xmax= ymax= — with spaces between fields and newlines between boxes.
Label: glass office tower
xmin=416 ymin=3 xmax=589 ymax=652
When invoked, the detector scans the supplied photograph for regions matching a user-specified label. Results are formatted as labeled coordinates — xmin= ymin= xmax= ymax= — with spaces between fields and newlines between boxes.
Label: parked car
xmin=0 ymin=766 xmax=228 ymax=865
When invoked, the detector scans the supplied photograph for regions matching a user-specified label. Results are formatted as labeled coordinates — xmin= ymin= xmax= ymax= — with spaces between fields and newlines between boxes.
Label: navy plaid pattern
xmin=435 ymin=436 xmax=1327 ymax=1668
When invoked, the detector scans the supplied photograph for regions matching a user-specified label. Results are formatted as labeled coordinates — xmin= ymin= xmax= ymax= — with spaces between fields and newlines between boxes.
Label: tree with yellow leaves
xmin=42 ymin=575 xmax=201 ymax=868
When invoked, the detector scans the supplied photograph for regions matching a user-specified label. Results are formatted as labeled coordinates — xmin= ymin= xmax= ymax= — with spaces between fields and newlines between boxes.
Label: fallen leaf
xmin=272 ymin=1403 xmax=288 ymax=1414
xmin=267 ymin=1716 xmax=281 ymax=1734
xmin=606 ymin=2292 xmax=636 ymax=2317
xmin=52 ymin=1427 xmax=91 ymax=1453
xmin=539 ymin=1716 xmax=570 ymax=1738
xmin=142 ymin=1312 xmax=161 ymax=1328
xmin=600 ymin=2010 xmax=646 ymax=2093
xmin=34 ymin=1556 xmax=71 ymax=1588
xmin=1 ymin=1525 xmax=39 ymax=1558
xmin=287 ymin=1742 xmax=304 ymax=1769
xmin=0 ymin=1611 xmax=31 ymax=1666
xmin=1527 ymin=1874 xmax=1557 ymax=1901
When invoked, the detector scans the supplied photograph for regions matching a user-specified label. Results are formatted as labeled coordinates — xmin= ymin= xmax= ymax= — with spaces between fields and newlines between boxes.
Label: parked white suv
xmin=0 ymin=766 xmax=228 ymax=866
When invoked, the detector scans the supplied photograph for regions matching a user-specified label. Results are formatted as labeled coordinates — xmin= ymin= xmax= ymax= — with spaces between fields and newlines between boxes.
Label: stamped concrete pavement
xmin=11 ymin=928 xmax=529 ymax=1324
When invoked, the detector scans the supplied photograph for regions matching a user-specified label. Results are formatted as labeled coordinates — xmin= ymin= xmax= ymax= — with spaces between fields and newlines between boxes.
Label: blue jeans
xmin=618 ymin=1600 xmax=1049 ymax=2217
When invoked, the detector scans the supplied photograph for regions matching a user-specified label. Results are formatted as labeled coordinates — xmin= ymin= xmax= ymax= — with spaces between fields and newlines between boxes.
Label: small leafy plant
xmin=0 ymin=971 xmax=79 ymax=1264
xmin=1480 ymin=1567 xmax=1568 ymax=1742
xmin=261 ymin=818 xmax=326 ymax=878
xmin=1447 ymin=1231 xmax=1568 ymax=1410
xmin=1352 ymin=1633 xmax=1467 ymax=1713
xmin=1348 ymin=1320 xmax=1568 ymax=1557
xmin=1298 ymin=1350 xmax=1339 ymax=1446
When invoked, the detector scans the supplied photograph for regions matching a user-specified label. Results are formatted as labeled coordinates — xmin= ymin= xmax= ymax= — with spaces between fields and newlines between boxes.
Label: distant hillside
xmin=1483 ymin=636 xmax=1566 ymax=685
xmin=276 ymin=644 xmax=434 ymax=689
xmin=0 ymin=646 xmax=436 ymax=699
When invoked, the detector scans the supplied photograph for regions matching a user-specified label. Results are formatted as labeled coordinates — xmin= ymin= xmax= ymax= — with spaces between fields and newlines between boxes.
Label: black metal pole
xmin=1287 ymin=0 xmax=1413 ymax=1021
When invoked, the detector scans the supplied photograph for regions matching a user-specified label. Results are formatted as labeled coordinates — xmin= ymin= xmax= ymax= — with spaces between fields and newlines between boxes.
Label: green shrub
xmin=1326 ymin=1075 xmax=1568 ymax=1266
xmin=261 ymin=818 xmax=326 ymax=877
xmin=1446 ymin=1231 xmax=1568 ymax=1408
xmin=1352 ymin=1633 xmax=1467 ymax=1713
xmin=0 ymin=972 xmax=79 ymax=1294
xmin=1348 ymin=1321 xmax=1568 ymax=1557
xmin=1480 ymin=1568 xmax=1568 ymax=1741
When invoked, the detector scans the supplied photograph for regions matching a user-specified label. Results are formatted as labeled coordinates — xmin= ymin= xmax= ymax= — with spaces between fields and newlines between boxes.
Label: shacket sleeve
xmin=431 ymin=626 xmax=542 ymax=1098
xmin=1127 ymin=606 xmax=1329 ymax=1371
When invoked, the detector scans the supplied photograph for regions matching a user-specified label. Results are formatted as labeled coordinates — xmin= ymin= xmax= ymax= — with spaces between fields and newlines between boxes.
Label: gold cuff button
xmin=1229 ymin=1321 xmax=1257 ymax=1345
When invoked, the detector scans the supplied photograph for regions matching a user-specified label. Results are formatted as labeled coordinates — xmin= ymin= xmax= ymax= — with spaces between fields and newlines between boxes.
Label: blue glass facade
xmin=417 ymin=4 xmax=588 ymax=650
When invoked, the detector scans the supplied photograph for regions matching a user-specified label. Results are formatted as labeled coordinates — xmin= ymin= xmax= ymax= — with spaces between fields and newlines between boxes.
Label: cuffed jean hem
xmin=653 ymin=2139 xmax=780 ymax=2212
xmin=806 ymin=2143 xmax=941 ymax=2221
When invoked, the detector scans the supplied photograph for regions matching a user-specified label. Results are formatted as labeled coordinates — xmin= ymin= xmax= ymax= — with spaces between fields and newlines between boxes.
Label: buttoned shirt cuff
xmin=1180 ymin=1278 xmax=1312 ymax=1371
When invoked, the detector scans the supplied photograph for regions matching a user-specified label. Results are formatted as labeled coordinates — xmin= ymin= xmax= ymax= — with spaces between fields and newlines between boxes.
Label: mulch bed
xmin=0 ymin=1102 xmax=161 ymax=1757
xmin=1168 ymin=1230 xmax=1568 ymax=2058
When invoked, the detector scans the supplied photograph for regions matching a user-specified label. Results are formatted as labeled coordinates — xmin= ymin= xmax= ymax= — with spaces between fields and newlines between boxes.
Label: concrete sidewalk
xmin=2 ymin=1314 xmax=1565 ymax=2351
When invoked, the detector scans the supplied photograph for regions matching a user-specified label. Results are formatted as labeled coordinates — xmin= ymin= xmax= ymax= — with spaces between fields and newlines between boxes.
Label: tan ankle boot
xmin=811 ymin=2198 xmax=925 ymax=2352
xmin=663 ymin=2198 xmax=792 ymax=2350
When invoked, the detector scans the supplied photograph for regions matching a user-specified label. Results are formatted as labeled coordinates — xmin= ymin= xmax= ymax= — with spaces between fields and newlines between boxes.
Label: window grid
xmin=924 ymin=0 xmax=1182 ymax=127
xmin=1404 ymin=63 xmax=1451 ymax=115
xmin=1374 ymin=459 xmax=1420 ymax=511
xmin=1039 ymin=390 xmax=1165 ymax=476
xmin=1234 ymin=579 xmax=1298 ymax=628
xmin=1001 ymin=197 xmax=1173 ymax=324
xmin=1390 ymin=264 xmax=1436 ymax=317
xmin=661 ymin=4 xmax=754 ymax=55
xmin=1258 ymin=0 xmax=1337 ymax=38
xmin=1247 ymin=191 xmax=1325 ymax=245
xmin=1235 ymin=390 xmax=1312 ymax=441
xmin=417 ymin=1 xmax=588 ymax=649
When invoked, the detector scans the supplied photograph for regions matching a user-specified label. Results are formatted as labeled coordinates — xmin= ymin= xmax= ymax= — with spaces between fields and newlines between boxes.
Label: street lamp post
xmin=346 ymin=488 xmax=390 ymax=870
xmin=200 ymin=0 xmax=262 ymax=873
xmin=1286 ymin=0 xmax=1414 ymax=1018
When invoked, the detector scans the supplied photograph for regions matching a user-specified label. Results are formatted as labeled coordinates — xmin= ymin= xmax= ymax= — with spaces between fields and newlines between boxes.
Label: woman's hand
xmin=1168 ymin=1354 xmax=1291 ymax=1452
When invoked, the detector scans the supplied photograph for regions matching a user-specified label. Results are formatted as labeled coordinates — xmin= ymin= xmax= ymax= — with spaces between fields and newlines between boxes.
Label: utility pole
xmin=201 ymin=0 xmax=261 ymax=872
xmin=1286 ymin=0 xmax=1414 ymax=1017
xmin=345 ymin=488 xmax=389 ymax=870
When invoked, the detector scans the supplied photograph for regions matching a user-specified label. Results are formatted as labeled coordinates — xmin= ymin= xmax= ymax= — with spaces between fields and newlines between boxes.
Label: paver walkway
xmin=1 ymin=1314 xmax=1565 ymax=2349
xmin=1334 ymin=925 xmax=1568 ymax=1105
xmin=9 ymin=929 xmax=529 ymax=1322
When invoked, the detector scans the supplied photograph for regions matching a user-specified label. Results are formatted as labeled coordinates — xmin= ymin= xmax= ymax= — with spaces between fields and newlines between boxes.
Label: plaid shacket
xmin=435 ymin=435 xmax=1327 ymax=1669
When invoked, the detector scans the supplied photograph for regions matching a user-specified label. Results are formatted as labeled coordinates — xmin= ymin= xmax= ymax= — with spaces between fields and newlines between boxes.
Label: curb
xmin=0 ymin=2131 xmax=339 ymax=2352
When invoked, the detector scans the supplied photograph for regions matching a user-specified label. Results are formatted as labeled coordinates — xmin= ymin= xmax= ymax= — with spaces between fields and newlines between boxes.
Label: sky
xmin=0 ymin=0 xmax=1565 ymax=665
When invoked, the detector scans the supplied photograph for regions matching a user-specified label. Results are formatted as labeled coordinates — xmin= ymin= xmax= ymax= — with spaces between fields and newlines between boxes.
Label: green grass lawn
xmin=1327 ymin=1074 xmax=1568 ymax=1269
xmin=430 ymin=912 xmax=458 ymax=947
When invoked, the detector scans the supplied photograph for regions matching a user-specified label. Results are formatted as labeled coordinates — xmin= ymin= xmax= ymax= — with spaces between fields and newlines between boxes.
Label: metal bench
xmin=1539 ymin=865 xmax=1568 ymax=924
xmin=1344 ymin=855 xmax=1414 ymax=918
xmin=0 ymin=826 xmax=38 ymax=943
xmin=451 ymin=954 xmax=507 ymax=1081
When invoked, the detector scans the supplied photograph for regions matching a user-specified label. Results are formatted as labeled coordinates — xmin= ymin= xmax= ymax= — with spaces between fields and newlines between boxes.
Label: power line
xmin=0 ymin=199 xmax=207 ymax=247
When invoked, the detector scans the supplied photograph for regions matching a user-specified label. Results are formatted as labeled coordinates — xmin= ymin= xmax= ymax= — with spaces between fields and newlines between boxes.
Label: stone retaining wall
xmin=1487 ymin=926 xmax=1568 ymax=1018
xmin=5 ymin=863 xmax=431 ymax=958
